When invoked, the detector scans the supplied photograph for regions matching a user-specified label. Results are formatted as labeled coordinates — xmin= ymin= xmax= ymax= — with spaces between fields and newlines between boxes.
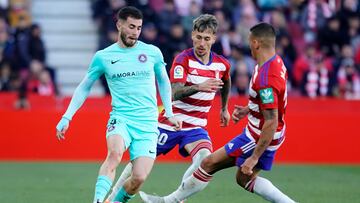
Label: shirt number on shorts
xmin=158 ymin=133 xmax=168 ymax=145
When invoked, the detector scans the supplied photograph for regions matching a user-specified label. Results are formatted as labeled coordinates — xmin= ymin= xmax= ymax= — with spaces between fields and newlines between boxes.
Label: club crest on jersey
xmin=107 ymin=125 xmax=115 ymax=132
xmin=138 ymin=54 xmax=147 ymax=63
xmin=259 ymin=88 xmax=274 ymax=104
xmin=174 ymin=65 xmax=184 ymax=79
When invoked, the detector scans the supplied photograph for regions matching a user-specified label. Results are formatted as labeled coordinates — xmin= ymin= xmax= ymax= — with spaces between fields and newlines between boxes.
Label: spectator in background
xmin=13 ymin=14 xmax=31 ymax=72
xmin=8 ymin=0 xmax=31 ymax=28
xmin=336 ymin=58 xmax=360 ymax=99
xmin=293 ymin=43 xmax=316 ymax=87
xmin=181 ymin=1 xmax=202 ymax=33
xmin=232 ymin=0 xmax=259 ymax=27
xmin=156 ymin=0 xmax=180 ymax=38
xmin=27 ymin=60 xmax=55 ymax=96
xmin=235 ymin=5 xmax=258 ymax=49
xmin=140 ymin=22 xmax=160 ymax=47
xmin=318 ymin=15 xmax=347 ymax=57
xmin=301 ymin=53 xmax=331 ymax=98
xmin=174 ymin=0 xmax=202 ymax=17
xmin=92 ymin=0 xmax=126 ymax=50
xmin=300 ymin=0 xmax=332 ymax=43
xmin=0 ymin=61 xmax=12 ymax=91
xmin=162 ymin=22 xmax=189 ymax=69
xmin=231 ymin=60 xmax=250 ymax=95
xmin=0 ymin=17 xmax=16 ymax=64
xmin=212 ymin=10 xmax=231 ymax=57
xmin=228 ymin=45 xmax=255 ymax=76
xmin=28 ymin=24 xmax=46 ymax=63
xmin=347 ymin=12 xmax=360 ymax=51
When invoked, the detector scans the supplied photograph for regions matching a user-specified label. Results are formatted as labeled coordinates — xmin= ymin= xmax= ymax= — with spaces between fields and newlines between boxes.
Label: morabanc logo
xmin=259 ymin=88 xmax=274 ymax=104
xmin=111 ymin=70 xmax=151 ymax=79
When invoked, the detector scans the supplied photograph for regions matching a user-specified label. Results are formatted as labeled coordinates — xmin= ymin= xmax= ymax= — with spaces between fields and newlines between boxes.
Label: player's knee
xmin=107 ymin=149 xmax=123 ymax=164
xmin=196 ymin=148 xmax=211 ymax=160
xmin=130 ymin=173 xmax=147 ymax=187
xmin=200 ymin=155 xmax=215 ymax=174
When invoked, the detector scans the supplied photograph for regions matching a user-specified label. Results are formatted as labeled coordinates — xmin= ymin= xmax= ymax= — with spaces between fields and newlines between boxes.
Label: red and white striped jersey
xmin=246 ymin=55 xmax=287 ymax=151
xmin=158 ymin=48 xmax=230 ymax=131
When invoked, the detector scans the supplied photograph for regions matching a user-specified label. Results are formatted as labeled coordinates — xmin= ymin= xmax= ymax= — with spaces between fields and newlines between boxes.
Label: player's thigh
xmin=106 ymin=135 xmax=126 ymax=155
xmin=157 ymin=127 xmax=182 ymax=156
xmin=129 ymin=131 xmax=158 ymax=161
xmin=131 ymin=156 xmax=155 ymax=181
xmin=201 ymin=147 xmax=236 ymax=174
xmin=184 ymin=139 xmax=211 ymax=150
xmin=180 ymin=128 xmax=212 ymax=156
xmin=106 ymin=117 xmax=131 ymax=152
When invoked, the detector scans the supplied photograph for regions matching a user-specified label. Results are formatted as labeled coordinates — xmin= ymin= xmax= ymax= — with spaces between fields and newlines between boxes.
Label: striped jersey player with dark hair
xmin=106 ymin=14 xmax=231 ymax=202
xmin=140 ymin=22 xmax=296 ymax=203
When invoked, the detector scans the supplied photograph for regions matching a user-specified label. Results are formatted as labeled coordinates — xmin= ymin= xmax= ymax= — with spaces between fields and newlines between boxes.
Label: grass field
xmin=0 ymin=162 xmax=359 ymax=203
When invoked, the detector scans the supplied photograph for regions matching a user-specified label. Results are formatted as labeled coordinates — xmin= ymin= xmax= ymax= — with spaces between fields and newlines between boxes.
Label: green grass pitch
xmin=0 ymin=162 xmax=359 ymax=203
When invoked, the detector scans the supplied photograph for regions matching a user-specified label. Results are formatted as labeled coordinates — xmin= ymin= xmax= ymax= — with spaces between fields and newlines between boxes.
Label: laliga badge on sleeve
xmin=174 ymin=65 xmax=184 ymax=79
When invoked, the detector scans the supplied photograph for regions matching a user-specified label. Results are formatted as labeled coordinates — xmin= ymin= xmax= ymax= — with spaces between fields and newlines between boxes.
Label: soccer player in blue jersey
xmin=55 ymin=6 xmax=182 ymax=203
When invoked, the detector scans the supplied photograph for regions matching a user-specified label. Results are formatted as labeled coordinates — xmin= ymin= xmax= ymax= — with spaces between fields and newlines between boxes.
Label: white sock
xmin=182 ymin=148 xmax=211 ymax=182
xmin=164 ymin=167 xmax=212 ymax=202
xmin=107 ymin=162 xmax=133 ymax=201
xmin=250 ymin=176 xmax=296 ymax=203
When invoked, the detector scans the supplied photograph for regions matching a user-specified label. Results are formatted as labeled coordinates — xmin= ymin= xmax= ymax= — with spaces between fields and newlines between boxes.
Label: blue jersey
xmin=63 ymin=41 xmax=173 ymax=133
xmin=89 ymin=42 xmax=165 ymax=123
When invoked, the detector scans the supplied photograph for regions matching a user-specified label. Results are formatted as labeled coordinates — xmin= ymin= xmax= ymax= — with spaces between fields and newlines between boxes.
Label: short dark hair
xmin=250 ymin=22 xmax=276 ymax=39
xmin=117 ymin=6 xmax=143 ymax=21
xmin=250 ymin=22 xmax=276 ymax=48
xmin=193 ymin=14 xmax=218 ymax=34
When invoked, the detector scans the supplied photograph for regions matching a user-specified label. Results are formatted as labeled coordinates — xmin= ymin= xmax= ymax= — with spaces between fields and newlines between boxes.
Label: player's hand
xmin=56 ymin=117 xmax=70 ymax=140
xmin=232 ymin=105 xmax=249 ymax=124
xmin=197 ymin=79 xmax=224 ymax=92
xmin=220 ymin=109 xmax=230 ymax=127
xmin=167 ymin=116 xmax=182 ymax=131
xmin=241 ymin=156 xmax=258 ymax=175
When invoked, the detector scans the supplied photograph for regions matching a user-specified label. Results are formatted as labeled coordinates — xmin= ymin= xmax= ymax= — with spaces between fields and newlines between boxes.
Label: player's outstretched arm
xmin=55 ymin=76 xmax=96 ymax=140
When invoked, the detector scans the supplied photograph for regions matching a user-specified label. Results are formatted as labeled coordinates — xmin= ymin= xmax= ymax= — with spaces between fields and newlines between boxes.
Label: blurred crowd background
xmin=0 ymin=0 xmax=359 ymax=109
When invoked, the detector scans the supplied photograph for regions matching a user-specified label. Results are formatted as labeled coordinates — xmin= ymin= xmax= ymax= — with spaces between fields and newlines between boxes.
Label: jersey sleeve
xmin=153 ymin=46 xmax=174 ymax=118
xmin=87 ymin=52 xmax=104 ymax=81
xmin=169 ymin=53 xmax=188 ymax=83
xmin=153 ymin=46 xmax=167 ymax=71
xmin=221 ymin=57 xmax=231 ymax=81
xmin=258 ymin=66 xmax=285 ymax=110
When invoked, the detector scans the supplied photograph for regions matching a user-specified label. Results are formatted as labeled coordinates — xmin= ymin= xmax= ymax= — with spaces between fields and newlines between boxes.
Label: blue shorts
xmin=157 ymin=128 xmax=211 ymax=157
xmin=106 ymin=116 xmax=158 ymax=160
xmin=224 ymin=129 xmax=276 ymax=171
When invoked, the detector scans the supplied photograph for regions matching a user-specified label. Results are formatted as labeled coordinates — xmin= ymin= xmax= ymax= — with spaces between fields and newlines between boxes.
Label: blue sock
xmin=94 ymin=175 xmax=112 ymax=202
xmin=113 ymin=186 xmax=135 ymax=203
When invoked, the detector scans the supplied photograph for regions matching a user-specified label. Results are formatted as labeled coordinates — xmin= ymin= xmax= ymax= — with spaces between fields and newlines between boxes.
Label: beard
xmin=120 ymin=32 xmax=137 ymax=47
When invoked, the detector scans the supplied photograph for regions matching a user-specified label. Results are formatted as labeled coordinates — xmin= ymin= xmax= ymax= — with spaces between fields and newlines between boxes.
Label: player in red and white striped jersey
xmin=158 ymin=47 xmax=230 ymax=131
xmin=108 ymin=14 xmax=231 ymax=203
xmin=139 ymin=23 xmax=296 ymax=203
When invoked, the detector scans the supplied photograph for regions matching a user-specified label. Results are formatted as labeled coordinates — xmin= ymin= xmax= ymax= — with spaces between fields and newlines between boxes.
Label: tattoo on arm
xmin=220 ymin=79 xmax=231 ymax=110
xmin=262 ymin=109 xmax=277 ymax=121
xmin=172 ymin=82 xmax=199 ymax=101
xmin=251 ymin=109 xmax=278 ymax=159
